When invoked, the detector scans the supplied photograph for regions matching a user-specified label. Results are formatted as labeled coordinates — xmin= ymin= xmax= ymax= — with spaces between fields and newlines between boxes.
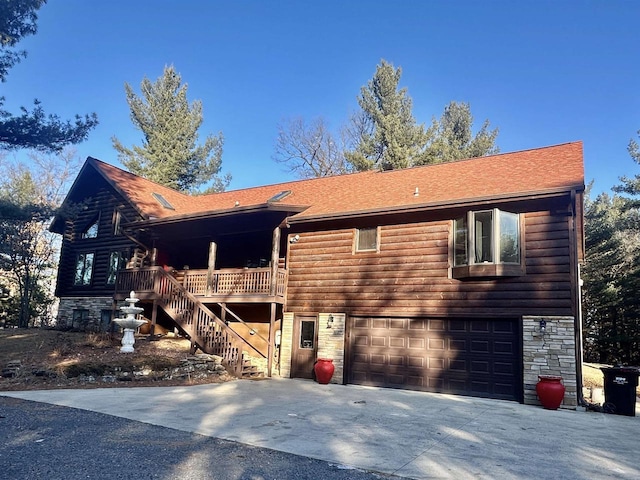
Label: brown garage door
xmin=348 ymin=317 xmax=522 ymax=402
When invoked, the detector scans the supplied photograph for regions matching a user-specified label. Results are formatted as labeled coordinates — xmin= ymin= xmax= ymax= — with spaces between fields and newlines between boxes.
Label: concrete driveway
xmin=3 ymin=378 xmax=639 ymax=479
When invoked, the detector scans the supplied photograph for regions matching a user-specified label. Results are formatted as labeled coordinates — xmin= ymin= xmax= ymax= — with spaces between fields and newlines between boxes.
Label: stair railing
xmin=152 ymin=268 xmax=266 ymax=376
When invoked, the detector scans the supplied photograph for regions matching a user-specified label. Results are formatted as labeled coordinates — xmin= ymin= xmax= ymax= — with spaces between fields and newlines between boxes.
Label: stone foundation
xmin=522 ymin=316 xmax=577 ymax=408
xmin=56 ymin=297 xmax=115 ymax=332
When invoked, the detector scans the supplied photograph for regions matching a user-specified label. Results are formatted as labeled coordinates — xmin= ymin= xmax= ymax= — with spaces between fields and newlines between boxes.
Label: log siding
xmin=55 ymin=177 xmax=140 ymax=298
xmin=286 ymin=207 xmax=574 ymax=318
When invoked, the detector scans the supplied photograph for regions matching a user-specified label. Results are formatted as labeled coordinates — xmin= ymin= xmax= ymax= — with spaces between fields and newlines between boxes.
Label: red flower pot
xmin=314 ymin=358 xmax=335 ymax=384
xmin=536 ymin=375 xmax=566 ymax=410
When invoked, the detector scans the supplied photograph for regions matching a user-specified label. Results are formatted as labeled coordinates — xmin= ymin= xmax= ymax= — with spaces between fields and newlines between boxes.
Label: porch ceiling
xmin=125 ymin=206 xmax=295 ymax=244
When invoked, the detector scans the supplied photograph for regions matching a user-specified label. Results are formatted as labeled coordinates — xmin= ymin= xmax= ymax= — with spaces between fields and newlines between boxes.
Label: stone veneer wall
xmin=278 ymin=312 xmax=346 ymax=384
xmin=279 ymin=312 xmax=294 ymax=378
xmin=522 ymin=315 xmax=577 ymax=408
xmin=56 ymin=297 xmax=115 ymax=332
xmin=316 ymin=313 xmax=346 ymax=384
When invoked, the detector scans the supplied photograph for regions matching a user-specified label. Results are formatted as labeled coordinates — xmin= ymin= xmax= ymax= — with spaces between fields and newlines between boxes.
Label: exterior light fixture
xmin=539 ymin=319 xmax=546 ymax=333
xmin=290 ymin=234 xmax=300 ymax=244
xmin=249 ymin=329 xmax=256 ymax=336
xmin=327 ymin=314 xmax=334 ymax=329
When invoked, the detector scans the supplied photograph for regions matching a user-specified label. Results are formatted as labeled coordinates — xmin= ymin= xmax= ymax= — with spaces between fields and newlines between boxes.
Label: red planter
xmin=536 ymin=375 xmax=566 ymax=410
xmin=314 ymin=358 xmax=335 ymax=384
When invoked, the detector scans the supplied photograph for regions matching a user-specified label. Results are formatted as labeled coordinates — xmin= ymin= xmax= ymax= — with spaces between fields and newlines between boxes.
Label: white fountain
xmin=113 ymin=291 xmax=147 ymax=353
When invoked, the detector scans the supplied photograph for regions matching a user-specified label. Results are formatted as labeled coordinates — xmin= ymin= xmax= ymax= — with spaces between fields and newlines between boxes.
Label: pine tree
xmin=0 ymin=0 xmax=97 ymax=152
xmin=420 ymin=101 xmax=499 ymax=165
xmin=345 ymin=60 xmax=430 ymax=171
xmin=112 ymin=65 xmax=229 ymax=193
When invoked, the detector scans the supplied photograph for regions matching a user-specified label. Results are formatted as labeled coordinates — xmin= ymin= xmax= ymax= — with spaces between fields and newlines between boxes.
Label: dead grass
xmin=0 ymin=328 xmax=228 ymax=391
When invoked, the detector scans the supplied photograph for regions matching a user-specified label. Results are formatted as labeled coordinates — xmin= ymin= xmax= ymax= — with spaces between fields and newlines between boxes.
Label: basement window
xmin=152 ymin=192 xmax=175 ymax=210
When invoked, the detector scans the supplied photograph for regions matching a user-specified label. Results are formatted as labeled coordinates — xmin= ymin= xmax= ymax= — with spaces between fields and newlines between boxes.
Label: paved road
xmin=0 ymin=396 xmax=399 ymax=480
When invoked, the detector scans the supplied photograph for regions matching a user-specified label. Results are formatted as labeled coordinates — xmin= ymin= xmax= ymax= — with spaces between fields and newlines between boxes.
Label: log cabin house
xmin=50 ymin=141 xmax=585 ymax=407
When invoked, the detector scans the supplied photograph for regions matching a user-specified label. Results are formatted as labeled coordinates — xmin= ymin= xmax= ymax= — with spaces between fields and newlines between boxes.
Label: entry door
xmin=291 ymin=315 xmax=318 ymax=379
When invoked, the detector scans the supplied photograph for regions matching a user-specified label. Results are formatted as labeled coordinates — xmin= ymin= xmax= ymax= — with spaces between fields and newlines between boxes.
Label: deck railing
xmin=116 ymin=266 xmax=286 ymax=299
xmin=153 ymin=268 xmax=265 ymax=376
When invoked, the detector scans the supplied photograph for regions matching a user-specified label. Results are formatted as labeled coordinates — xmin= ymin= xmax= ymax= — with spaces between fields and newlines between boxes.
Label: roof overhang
xmin=123 ymin=202 xmax=309 ymax=244
xmin=287 ymin=184 xmax=585 ymax=225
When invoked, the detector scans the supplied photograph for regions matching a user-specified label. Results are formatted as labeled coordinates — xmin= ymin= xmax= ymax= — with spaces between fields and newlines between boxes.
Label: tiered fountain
xmin=113 ymin=291 xmax=147 ymax=353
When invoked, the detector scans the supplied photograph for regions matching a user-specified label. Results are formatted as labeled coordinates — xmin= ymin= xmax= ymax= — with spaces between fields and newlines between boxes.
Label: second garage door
xmin=348 ymin=317 xmax=522 ymax=402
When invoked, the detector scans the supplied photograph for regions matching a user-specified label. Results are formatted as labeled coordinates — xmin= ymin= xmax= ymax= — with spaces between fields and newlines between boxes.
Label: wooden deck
xmin=115 ymin=266 xmax=286 ymax=303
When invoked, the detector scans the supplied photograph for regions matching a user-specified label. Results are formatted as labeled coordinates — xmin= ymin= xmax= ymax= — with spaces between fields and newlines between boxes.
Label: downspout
xmin=571 ymin=189 xmax=586 ymax=407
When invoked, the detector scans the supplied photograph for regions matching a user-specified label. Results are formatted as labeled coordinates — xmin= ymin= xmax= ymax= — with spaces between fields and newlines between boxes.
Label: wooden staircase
xmin=151 ymin=268 xmax=266 ymax=378
xmin=126 ymin=247 xmax=148 ymax=269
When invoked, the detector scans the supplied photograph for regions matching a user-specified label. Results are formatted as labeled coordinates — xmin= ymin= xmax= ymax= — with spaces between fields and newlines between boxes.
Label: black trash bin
xmin=600 ymin=366 xmax=640 ymax=416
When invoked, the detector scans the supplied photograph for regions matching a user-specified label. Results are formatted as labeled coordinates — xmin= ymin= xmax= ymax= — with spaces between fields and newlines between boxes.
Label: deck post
xmin=268 ymin=302 xmax=276 ymax=377
xmin=270 ymin=227 xmax=281 ymax=296
xmin=150 ymin=298 xmax=158 ymax=338
xmin=206 ymin=242 xmax=217 ymax=295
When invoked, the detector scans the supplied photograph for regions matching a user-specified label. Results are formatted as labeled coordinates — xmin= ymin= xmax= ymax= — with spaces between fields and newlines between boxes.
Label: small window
xmin=74 ymin=253 xmax=94 ymax=285
xmin=300 ymin=320 xmax=315 ymax=349
xmin=356 ymin=227 xmax=378 ymax=252
xmin=100 ymin=309 xmax=113 ymax=331
xmin=107 ymin=251 xmax=128 ymax=285
xmin=81 ymin=215 xmax=100 ymax=239
xmin=72 ymin=309 xmax=89 ymax=327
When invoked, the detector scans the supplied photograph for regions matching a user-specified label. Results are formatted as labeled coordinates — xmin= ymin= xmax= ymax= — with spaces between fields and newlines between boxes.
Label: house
xmin=50 ymin=141 xmax=585 ymax=407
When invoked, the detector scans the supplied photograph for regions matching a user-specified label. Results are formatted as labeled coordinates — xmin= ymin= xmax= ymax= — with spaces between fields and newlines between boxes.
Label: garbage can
xmin=600 ymin=366 xmax=640 ymax=416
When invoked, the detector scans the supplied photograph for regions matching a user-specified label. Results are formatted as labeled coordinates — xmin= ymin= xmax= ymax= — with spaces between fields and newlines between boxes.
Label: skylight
xmin=152 ymin=192 xmax=175 ymax=210
xmin=267 ymin=190 xmax=292 ymax=203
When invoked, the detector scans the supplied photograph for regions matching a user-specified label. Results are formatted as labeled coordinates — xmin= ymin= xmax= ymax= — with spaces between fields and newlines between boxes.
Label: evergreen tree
xmin=583 ymin=129 xmax=640 ymax=364
xmin=419 ymin=101 xmax=499 ymax=165
xmin=0 ymin=151 xmax=80 ymax=328
xmin=0 ymin=0 xmax=98 ymax=152
xmin=345 ymin=60 xmax=430 ymax=171
xmin=614 ymin=130 xmax=640 ymax=206
xmin=112 ymin=65 xmax=229 ymax=193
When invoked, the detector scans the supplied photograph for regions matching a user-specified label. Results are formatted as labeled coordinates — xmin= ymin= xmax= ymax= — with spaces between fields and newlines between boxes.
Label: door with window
xmin=291 ymin=315 xmax=318 ymax=379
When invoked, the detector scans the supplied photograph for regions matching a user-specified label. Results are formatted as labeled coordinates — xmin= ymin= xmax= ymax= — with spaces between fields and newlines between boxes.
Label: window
xmin=100 ymin=310 xmax=113 ymax=331
xmin=300 ymin=320 xmax=315 ymax=349
xmin=356 ymin=227 xmax=379 ymax=252
xmin=72 ymin=309 xmax=89 ymax=328
xmin=74 ymin=253 xmax=94 ymax=285
xmin=453 ymin=209 xmax=522 ymax=278
xmin=107 ymin=250 xmax=127 ymax=284
xmin=112 ymin=210 xmax=122 ymax=236
xmin=81 ymin=215 xmax=100 ymax=239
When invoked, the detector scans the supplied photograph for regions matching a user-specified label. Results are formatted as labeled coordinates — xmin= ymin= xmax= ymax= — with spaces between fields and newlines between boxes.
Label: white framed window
xmin=355 ymin=227 xmax=379 ymax=253
xmin=454 ymin=209 xmax=520 ymax=267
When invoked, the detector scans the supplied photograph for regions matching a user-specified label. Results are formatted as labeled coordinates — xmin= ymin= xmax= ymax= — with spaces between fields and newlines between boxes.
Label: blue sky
xmin=3 ymin=0 xmax=639 ymax=195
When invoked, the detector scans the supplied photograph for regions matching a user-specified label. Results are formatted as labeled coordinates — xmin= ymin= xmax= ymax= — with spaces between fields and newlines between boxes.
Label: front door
xmin=291 ymin=315 xmax=318 ymax=378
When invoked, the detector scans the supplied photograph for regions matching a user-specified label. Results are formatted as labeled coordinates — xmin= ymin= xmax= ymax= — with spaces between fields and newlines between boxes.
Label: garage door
xmin=348 ymin=317 xmax=521 ymax=402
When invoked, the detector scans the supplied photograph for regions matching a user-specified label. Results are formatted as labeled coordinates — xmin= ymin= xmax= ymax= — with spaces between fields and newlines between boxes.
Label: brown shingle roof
xmin=91 ymin=142 xmax=584 ymax=223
